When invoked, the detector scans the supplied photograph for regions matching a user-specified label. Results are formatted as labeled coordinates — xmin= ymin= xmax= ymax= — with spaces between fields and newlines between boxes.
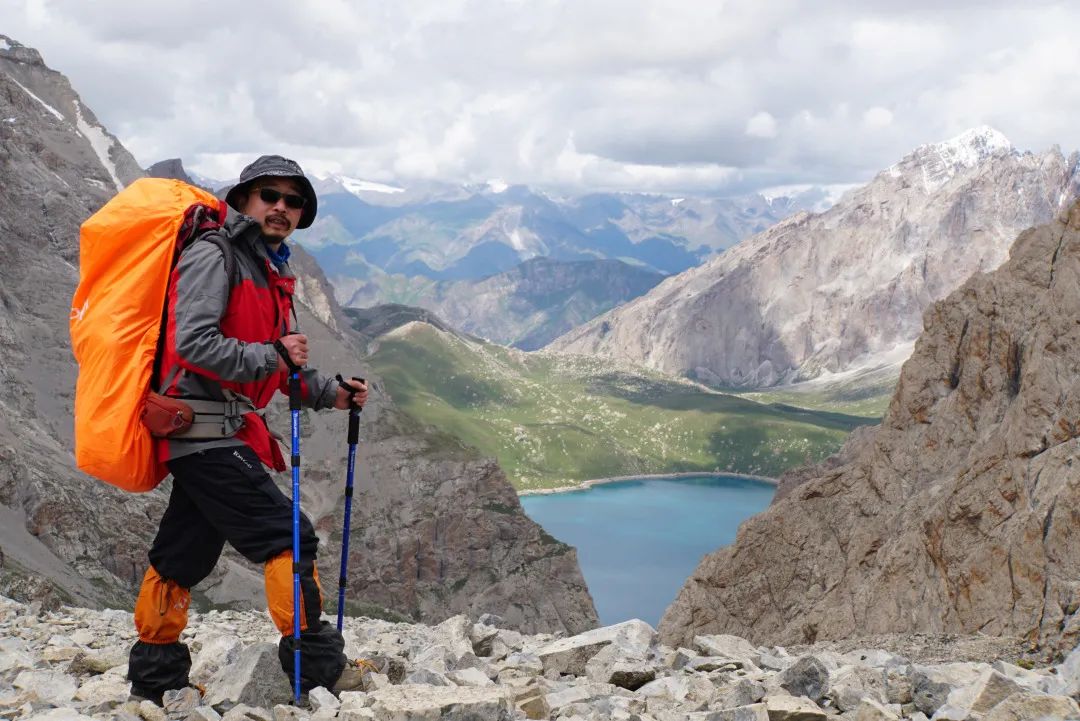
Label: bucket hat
xmin=223 ymin=155 xmax=318 ymax=229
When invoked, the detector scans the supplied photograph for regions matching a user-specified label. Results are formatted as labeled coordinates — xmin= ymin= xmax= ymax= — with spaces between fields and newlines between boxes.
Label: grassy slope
xmin=366 ymin=322 xmax=877 ymax=492
xmin=735 ymin=364 xmax=899 ymax=418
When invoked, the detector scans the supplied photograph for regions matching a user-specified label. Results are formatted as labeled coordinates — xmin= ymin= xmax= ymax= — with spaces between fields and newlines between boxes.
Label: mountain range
xmin=298 ymin=176 xmax=834 ymax=283
xmin=550 ymin=127 xmax=1080 ymax=389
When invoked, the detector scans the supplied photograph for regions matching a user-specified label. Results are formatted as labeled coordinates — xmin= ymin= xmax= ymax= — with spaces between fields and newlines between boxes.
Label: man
xmin=128 ymin=155 xmax=369 ymax=703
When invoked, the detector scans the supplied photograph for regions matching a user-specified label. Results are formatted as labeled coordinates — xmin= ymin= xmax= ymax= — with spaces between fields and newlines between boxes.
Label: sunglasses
xmin=255 ymin=187 xmax=306 ymax=210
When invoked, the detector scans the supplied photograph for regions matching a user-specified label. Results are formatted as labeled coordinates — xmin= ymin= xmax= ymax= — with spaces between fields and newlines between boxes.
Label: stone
xmin=692 ymin=703 xmax=769 ymax=721
xmin=692 ymin=635 xmax=761 ymax=667
xmin=499 ymin=651 xmax=543 ymax=675
xmin=584 ymin=643 xmax=657 ymax=690
xmin=270 ymin=706 xmax=308 ymax=721
xmin=513 ymin=684 xmax=550 ymax=720
xmin=940 ymin=670 xmax=1023 ymax=718
xmin=687 ymin=657 xmax=740 ymax=673
xmin=190 ymin=635 xmax=245 ymax=686
xmin=763 ymin=695 xmax=827 ymax=721
xmin=545 ymin=682 xmax=617 ymax=712
xmin=307 ymin=687 xmax=339 ymax=712
xmin=1055 ymin=643 xmax=1080 ymax=696
xmin=449 ymin=667 xmax=495 ymax=687
xmin=991 ymin=660 xmax=1067 ymax=696
xmin=164 ymin=687 xmax=204 ymax=715
xmin=220 ymin=705 xmax=273 ymax=721
xmin=713 ymin=679 xmax=766 ymax=708
xmin=0 ymin=645 xmax=36 ymax=674
xmin=853 ymin=698 xmax=901 ymax=721
xmin=69 ymin=649 xmax=127 ymax=675
xmin=827 ymin=665 xmax=887 ymax=712
xmin=774 ymin=657 xmax=829 ymax=703
xmin=536 ymin=619 xmax=656 ymax=676
xmin=435 ymin=615 xmax=476 ymax=662
xmin=982 ymin=691 xmax=1080 ymax=721
xmin=41 ymin=646 xmax=80 ymax=662
xmin=204 ymin=643 xmax=294 ymax=709
xmin=337 ymin=711 xmax=376 ymax=721
xmin=363 ymin=684 xmax=513 ymax=720
xmin=139 ymin=699 xmax=168 ymax=721
xmin=73 ymin=675 xmax=131 ymax=705
xmin=411 ymin=644 xmax=452 ymax=673
xmin=69 ymin=629 xmax=95 ymax=646
xmin=911 ymin=663 xmax=989 ymax=717
xmin=186 ymin=709 xmax=224 ymax=721
xmin=672 ymin=648 xmax=700 ymax=670
xmin=882 ymin=666 xmax=913 ymax=705
xmin=841 ymin=650 xmax=908 ymax=669
xmin=14 ymin=669 xmax=78 ymax=705
xmin=406 ymin=667 xmax=453 ymax=686
xmin=19 ymin=710 xmax=96 ymax=721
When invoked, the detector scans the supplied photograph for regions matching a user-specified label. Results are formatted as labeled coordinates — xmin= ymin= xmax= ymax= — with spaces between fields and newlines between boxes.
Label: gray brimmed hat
xmin=223 ymin=155 xmax=318 ymax=229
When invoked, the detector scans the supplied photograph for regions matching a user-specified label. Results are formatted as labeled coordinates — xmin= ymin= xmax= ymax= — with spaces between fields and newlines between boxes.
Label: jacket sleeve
xmin=296 ymin=368 xmax=338 ymax=410
xmin=170 ymin=241 xmax=280 ymax=382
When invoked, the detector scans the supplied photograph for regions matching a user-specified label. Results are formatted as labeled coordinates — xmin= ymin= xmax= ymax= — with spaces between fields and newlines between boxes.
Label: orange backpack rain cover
xmin=70 ymin=178 xmax=224 ymax=492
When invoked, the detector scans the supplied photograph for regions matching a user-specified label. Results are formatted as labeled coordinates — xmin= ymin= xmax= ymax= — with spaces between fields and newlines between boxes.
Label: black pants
xmin=128 ymin=445 xmax=346 ymax=697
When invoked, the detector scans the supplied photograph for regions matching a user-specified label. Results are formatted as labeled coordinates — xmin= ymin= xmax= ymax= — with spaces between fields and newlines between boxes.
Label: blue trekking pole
xmin=334 ymin=375 xmax=364 ymax=631
xmin=286 ymin=355 xmax=303 ymax=703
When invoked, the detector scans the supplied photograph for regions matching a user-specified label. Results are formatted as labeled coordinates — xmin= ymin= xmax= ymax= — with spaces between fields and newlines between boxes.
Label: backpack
xmin=70 ymin=178 xmax=236 ymax=492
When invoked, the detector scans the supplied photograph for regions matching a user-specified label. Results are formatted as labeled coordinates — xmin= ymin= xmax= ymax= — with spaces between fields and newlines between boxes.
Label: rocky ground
xmin=3 ymin=596 xmax=1080 ymax=721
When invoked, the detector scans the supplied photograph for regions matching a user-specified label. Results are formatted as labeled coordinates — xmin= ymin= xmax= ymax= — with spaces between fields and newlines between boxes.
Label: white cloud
xmin=746 ymin=112 xmax=778 ymax=139
xmin=2 ymin=0 xmax=1077 ymax=194
xmin=863 ymin=107 xmax=894 ymax=128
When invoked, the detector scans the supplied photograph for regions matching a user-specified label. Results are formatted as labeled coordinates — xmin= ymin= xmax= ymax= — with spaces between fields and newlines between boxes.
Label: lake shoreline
xmin=517 ymin=471 xmax=779 ymax=496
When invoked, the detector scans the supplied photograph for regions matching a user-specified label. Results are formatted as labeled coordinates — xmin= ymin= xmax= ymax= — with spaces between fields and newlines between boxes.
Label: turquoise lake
xmin=520 ymin=475 xmax=775 ymax=627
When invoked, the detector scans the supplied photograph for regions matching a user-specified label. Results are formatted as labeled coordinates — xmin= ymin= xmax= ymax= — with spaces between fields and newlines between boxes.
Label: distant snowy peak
xmin=335 ymin=175 xmax=405 ymax=197
xmin=893 ymin=126 xmax=1015 ymax=192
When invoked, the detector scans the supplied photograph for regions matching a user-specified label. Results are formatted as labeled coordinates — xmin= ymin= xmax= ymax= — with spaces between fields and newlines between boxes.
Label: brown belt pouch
xmin=142 ymin=392 xmax=195 ymax=438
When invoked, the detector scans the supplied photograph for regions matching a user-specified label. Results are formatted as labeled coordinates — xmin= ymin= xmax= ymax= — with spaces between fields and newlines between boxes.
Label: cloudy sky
xmin=5 ymin=0 xmax=1079 ymax=195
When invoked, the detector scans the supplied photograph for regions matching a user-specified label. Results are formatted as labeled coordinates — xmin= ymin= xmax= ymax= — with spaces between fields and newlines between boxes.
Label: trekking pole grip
xmin=335 ymin=374 xmax=365 ymax=444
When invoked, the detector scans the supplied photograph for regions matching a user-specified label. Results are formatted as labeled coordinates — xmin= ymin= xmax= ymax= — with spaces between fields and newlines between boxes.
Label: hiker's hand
xmin=334 ymin=378 xmax=368 ymax=410
xmin=276 ymin=334 xmax=309 ymax=368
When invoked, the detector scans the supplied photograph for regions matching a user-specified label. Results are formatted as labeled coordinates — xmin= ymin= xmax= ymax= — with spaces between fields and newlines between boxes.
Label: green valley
xmin=359 ymin=316 xmax=877 ymax=492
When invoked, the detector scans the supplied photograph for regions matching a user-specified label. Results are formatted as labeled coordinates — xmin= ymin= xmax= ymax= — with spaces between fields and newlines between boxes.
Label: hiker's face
xmin=242 ymin=177 xmax=306 ymax=242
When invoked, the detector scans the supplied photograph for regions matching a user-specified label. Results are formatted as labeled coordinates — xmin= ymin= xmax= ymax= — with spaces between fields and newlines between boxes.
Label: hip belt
xmin=142 ymin=390 xmax=259 ymax=440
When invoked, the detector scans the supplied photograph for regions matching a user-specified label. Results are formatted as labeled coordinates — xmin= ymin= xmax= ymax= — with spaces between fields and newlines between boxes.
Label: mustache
xmin=266 ymin=213 xmax=292 ymax=230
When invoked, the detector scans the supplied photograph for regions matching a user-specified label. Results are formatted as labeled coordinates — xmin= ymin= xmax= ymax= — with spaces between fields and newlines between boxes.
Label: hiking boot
xmin=333 ymin=658 xmax=383 ymax=693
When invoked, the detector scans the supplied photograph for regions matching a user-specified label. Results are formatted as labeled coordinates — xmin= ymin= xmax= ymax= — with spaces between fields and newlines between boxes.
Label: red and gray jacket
xmin=155 ymin=208 xmax=336 ymax=470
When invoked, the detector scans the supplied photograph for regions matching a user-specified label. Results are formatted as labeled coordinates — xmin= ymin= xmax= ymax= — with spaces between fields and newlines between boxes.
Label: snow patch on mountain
xmin=74 ymin=100 xmax=123 ymax=191
xmin=337 ymin=175 xmax=405 ymax=196
xmin=898 ymin=125 xmax=1014 ymax=192
xmin=10 ymin=78 xmax=64 ymax=121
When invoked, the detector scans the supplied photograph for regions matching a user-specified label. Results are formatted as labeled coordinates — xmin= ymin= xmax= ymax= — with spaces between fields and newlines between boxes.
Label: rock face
xmin=659 ymin=201 xmax=1080 ymax=653
xmin=145 ymin=158 xmax=200 ymax=187
xmin=550 ymin=127 xmax=1080 ymax=388
xmin=339 ymin=257 xmax=665 ymax=351
xmin=0 ymin=35 xmax=597 ymax=635
xmin=1 ymin=594 xmax=1073 ymax=721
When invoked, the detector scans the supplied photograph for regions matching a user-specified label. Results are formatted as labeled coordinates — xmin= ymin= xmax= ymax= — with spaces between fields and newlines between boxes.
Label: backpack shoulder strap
xmin=198 ymin=232 xmax=239 ymax=287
